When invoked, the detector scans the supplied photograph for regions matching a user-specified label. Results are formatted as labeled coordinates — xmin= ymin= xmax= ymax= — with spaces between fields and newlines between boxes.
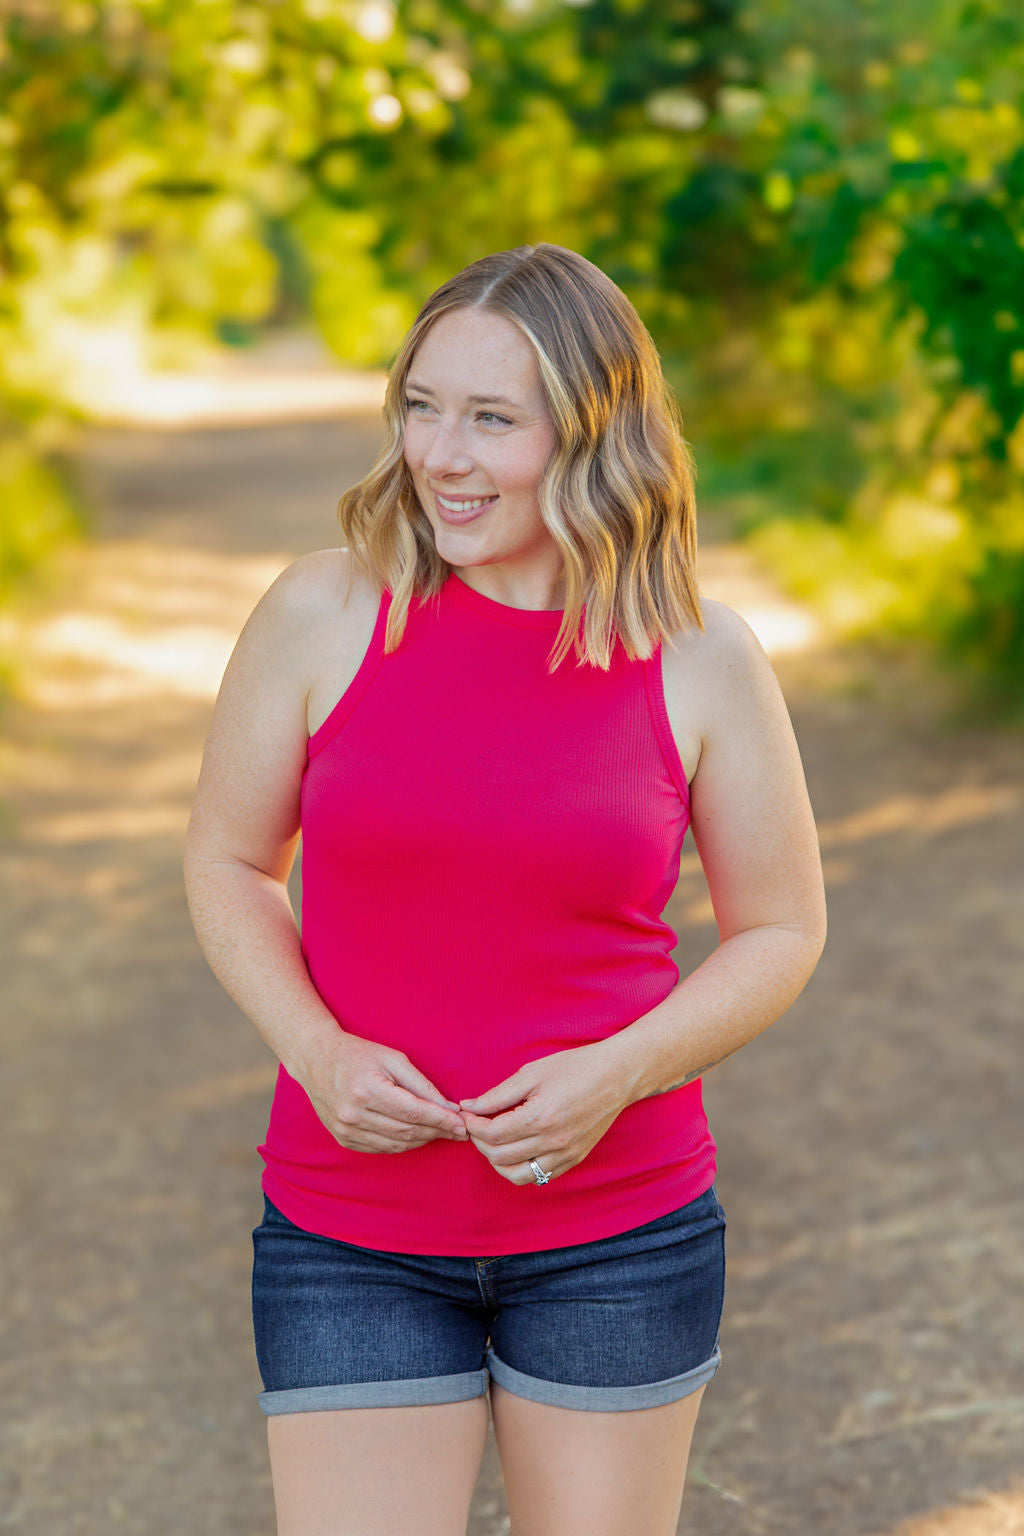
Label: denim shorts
xmin=251 ymin=1184 xmax=725 ymax=1415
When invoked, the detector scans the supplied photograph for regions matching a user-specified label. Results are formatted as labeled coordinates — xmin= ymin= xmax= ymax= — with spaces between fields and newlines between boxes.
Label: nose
xmin=422 ymin=417 xmax=474 ymax=479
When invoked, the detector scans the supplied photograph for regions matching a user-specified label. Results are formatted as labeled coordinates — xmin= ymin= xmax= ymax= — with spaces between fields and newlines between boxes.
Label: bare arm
xmin=460 ymin=601 xmax=827 ymax=1183
xmin=595 ymin=601 xmax=827 ymax=1101
xmin=182 ymin=550 xmax=468 ymax=1151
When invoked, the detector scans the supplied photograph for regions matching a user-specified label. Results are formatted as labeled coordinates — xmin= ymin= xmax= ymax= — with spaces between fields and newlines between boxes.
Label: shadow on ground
xmin=1 ymin=413 xmax=1022 ymax=1535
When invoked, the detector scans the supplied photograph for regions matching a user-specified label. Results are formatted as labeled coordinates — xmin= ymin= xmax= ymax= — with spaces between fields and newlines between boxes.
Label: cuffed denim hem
xmin=485 ymin=1342 xmax=721 ymax=1413
xmin=258 ymin=1368 xmax=489 ymax=1415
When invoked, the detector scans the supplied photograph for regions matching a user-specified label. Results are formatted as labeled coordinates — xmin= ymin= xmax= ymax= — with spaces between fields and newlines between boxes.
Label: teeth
xmin=438 ymin=495 xmax=494 ymax=511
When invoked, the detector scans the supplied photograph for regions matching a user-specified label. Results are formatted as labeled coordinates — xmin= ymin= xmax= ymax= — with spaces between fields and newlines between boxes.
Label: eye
xmin=478 ymin=411 xmax=513 ymax=426
xmin=404 ymin=396 xmax=431 ymax=413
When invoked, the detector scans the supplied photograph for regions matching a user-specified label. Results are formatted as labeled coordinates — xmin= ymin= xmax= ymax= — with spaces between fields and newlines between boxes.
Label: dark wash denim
xmin=252 ymin=1184 xmax=726 ymax=1415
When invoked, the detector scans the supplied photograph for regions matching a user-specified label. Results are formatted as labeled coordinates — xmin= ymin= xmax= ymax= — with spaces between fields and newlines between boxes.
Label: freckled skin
xmin=403 ymin=308 xmax=565 ymax=611
xmin=186 ymin=275 xmax=827 ymax=1536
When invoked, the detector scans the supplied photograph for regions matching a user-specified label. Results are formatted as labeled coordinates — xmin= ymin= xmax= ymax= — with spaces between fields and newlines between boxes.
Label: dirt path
xmin=1 ymin=391 xmax=1022 ymax=1535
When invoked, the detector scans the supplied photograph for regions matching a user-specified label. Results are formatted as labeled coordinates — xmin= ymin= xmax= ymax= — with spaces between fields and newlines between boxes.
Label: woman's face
xmin=402 ymin=307 xmax=562 ymax=594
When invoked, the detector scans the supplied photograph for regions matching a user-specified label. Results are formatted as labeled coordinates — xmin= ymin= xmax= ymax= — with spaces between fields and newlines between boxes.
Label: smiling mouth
xmin=436 ymin=494 xmax=498 ymax=512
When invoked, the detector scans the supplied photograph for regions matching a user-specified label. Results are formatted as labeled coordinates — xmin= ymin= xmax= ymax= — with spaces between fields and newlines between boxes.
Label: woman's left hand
xmin=458 ymin=1042 xmax=630 ymax=1187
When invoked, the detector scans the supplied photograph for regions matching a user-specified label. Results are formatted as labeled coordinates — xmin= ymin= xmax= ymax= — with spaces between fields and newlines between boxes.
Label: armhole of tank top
xmin=643 ymin=643 xmax=692 ymax=817
xmin=306 ymin=586 xmax=391 ymax=760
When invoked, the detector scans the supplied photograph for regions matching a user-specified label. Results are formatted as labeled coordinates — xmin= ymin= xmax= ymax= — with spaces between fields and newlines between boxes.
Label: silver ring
xmin=529 ymin=1158 xmax=552 ymax=1185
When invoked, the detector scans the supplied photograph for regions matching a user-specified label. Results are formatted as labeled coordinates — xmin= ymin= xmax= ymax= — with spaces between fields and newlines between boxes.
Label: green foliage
xmin=892 ymin=180 xmax=1024 ymax=444
xmin=0 ymin=0 xmax=1022 ymax=707
xmin=0 ymin=433 xmax=87 ymax=598
xmin=948 ymin=545 xmax=1024 ymax=712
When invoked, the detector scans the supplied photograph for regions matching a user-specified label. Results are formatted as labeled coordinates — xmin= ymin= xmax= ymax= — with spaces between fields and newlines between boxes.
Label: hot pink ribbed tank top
xmin=258 ymin=569 xmax=716 ymax=1254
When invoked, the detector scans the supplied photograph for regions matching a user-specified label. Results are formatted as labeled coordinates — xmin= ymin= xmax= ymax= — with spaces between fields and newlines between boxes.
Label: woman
xmin=183 ymin=243 xmax=826 ymax=1536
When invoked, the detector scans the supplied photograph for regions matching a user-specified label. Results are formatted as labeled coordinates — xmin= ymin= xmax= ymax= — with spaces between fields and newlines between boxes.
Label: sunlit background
xmin=2 ymin=0 xmax=1023 ymax=704
xmin=2 ymin=4 xmax=1023 ymax=1536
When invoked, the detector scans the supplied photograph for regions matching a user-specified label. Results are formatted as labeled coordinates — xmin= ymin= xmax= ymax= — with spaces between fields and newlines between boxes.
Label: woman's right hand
xmin=295 ymin=1031 xmax=469 ymax=1154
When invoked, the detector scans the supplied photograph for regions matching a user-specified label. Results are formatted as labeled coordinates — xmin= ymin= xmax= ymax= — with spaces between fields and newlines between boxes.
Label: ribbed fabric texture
xmin=258 ymin=570 xmax=716 ymax=1255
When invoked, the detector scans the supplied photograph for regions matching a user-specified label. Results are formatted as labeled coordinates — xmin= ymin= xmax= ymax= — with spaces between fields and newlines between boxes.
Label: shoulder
xmin=258 ymin=547 xmax=375 ymax=626
xmin=664 ymin=598 xmax=777 ymax=717
xmin=688 ymin=597 xmax=763 ymax=656
xmin=240 ymin=548 xmax=380 ymax=670
xmin=662 ymin=599 xmax=795 ymax=785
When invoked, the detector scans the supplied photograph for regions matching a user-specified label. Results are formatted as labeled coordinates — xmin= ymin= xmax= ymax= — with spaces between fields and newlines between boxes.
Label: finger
xmin=332 ymin=1125 xmax=416 ymax=1154
xmin=466 ymin=1131 xmax=547 ymax=1168
xmin=360 ymin=1107 xmax=467 ymax=1142
xmin=459 ymin=1073 xmax=530 ymax=1117
xmin=386 ymin=1057 xmax=463 ymax=1113
xmin=332 ymin=1112 xmax=465 ymax=1152
xmin=465 ymin=1119 xmax=561 ymax=1167
xmin=486 ymin=1158 xmax=563 ymax=1187
xmin=369 ymin=1079 xmax=466 ymax=1133
xmin=461 ymin=1105 xmax=535 ymax=1145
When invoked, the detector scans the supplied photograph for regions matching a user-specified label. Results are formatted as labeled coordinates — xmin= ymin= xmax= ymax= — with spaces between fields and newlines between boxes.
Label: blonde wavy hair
xmin=337 ymin=242 xmax=702 ymax=671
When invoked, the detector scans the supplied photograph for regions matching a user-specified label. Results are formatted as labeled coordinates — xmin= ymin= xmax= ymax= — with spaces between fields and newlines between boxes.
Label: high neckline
xmin=446 ymin=570 xmax=566 ymax=628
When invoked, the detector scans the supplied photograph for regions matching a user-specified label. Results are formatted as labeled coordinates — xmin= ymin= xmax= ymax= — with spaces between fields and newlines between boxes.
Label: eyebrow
xmin=406 ymin=381 xmax=519 ymax=407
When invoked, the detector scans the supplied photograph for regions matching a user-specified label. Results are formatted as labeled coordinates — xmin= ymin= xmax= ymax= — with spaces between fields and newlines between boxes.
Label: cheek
xmin=507 ymin=459 xmax=547 ymax=500
xmin=403 ymin=448 xmax=426 ymax=483
xmin=401 ymin=419 xmax=425 ymax=467
xmin=506 ymin=434 xmax=555 ymax=495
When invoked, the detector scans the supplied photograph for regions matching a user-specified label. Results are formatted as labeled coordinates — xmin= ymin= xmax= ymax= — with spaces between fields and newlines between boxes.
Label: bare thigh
xmin=490 ymin=1382 xmax=706 ymax=1536
xmin=266 ymin=1397 xmax=490 ymax=1536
